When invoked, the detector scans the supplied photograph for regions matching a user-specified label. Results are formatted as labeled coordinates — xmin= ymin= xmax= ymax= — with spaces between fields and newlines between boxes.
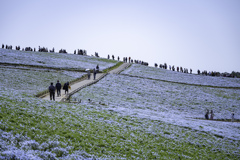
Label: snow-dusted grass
xmin=122 ymin=64 xmax=240 ymax=87
xmin=0 ymin=67 xmax=85 ymax=96
xmin=2 ymin=93 xmax=239 ymax=159
xmin=1 ymin=60 xmax=240 ymax=159
xmin=0 ymin=94 xmax=102 ymax=159
xmin=72 ymin=74 xmax=240 ymax=157
xmin=0 ymin=49 xmax=117 ymax=71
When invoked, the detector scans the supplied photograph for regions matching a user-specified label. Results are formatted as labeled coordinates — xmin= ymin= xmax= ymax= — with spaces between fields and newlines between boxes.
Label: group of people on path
xmin=49 ymin=65 xmax=100 ymax=101
xmin=108 ymin=54 xmax=120 ymax=61
xmin=87 ymin=65 xmax=99 ymax=80
xmin=205 ymin=109 xmax=235 ymax=122
xmin=48 ymin=80 xmax=70 ymax=101
xmin=205 ymin=109 xmax=214 ymax=120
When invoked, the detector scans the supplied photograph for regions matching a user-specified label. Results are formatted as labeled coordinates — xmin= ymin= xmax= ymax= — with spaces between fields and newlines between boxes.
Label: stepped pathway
xmin=42 ymin=62 xmax=131 ymax=102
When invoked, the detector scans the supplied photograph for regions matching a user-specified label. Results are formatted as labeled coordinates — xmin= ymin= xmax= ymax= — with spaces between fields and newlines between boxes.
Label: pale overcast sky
xmin=1 ymin=0 xmax=240 ymax=73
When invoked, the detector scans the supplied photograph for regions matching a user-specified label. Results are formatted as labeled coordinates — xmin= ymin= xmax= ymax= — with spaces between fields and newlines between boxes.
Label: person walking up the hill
xmin=210 ymin=110 xmax=214 ymax=120
xmin=55 ymin=80 xmax=61 ymax=97
xmin=63 ymin=82 xmax=69 ymax=95
xmin=205 ymin=109 xmax=209 ymax=120
xmin=49 ymin=82 xmax=55 ymax=101
xmin=93 ymin=68 xmax=96 ymax=80
xmin=87 ymin=70 xmax=91 ymax=79
xmin=96 ymin=65 xmax=99 ymax=73
xmin=231 ymin=112 xmax=235 ymax=122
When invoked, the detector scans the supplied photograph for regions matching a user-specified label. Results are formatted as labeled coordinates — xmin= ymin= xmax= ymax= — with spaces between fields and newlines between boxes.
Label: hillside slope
xmin=0 ymin=49 xmax=117 ymax=71
xmin=0 ymin=49 xmax=240 ymax=159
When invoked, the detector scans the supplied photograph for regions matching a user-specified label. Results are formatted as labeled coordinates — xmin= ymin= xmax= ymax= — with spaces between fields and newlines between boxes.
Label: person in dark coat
xmin=55 ymin=80 xmax=61 ymax=97
xmin=96 ymin=65 xmax=99 ymax=73
xmin=87 ymin=70 xmax=91 ymax=79
xmin=210 ymin=110 xmax=214 ymax=120
xmin=49 ymin=82 xmax=55 ymax=101
xmin=93 ymin=68 xmax=96 ymax=80
xmin=63 ymin=82 xmax=69 ymax=94
xmin=205 ymin=109 xmax=209 ymax=120
xmin=231 ymin=112 xmax=235 ymax=122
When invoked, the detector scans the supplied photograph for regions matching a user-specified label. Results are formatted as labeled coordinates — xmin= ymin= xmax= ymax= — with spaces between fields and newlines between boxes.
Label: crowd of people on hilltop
xmin=1 ymin=43 xmax=89 ymax=56
xmin=154 ymin=62 xmax=193 ymax=74
xmin=107 ymin=54 xmax=149 ymax=66
xmin=2 ymin=43 xmax=68 ymax=53
xmin=154 ymin=61 xmax=239 ymax=78
xmin=2 ymin=44 xmax=13 ymax=50
xmin=2 ymin=43 xmax=150 ymax=66
xmin=2 ymin=43 xmax=239 ymax=78
xmin=197 ymin=70 xmax=240 ymax=78
xmin=74 ymin=49 xmax=87 ymax=55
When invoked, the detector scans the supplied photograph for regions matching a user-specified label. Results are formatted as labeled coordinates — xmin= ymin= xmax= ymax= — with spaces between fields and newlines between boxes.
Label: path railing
xmin=61 ymin=73 xmax=108 ymax=102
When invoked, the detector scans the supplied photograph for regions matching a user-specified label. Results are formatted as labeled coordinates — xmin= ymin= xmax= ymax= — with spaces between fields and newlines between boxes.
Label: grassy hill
xmin=0 ymin=49 xmax=240 ymax=159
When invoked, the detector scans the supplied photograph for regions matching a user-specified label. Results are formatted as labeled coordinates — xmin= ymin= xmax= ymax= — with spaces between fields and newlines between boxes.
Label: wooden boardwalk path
xmin=42 ymin=63 xmax=131 ymax=102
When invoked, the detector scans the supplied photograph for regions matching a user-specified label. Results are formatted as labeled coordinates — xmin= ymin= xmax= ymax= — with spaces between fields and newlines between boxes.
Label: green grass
xmin=103 ymin=62 xmax=124 ymax=73
xmin=1 ymin=96 xmax=239 ymax=159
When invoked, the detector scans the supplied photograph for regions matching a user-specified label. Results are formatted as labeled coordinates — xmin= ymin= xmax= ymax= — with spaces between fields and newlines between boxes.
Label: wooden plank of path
xmin=42 ymin=63 xmax=131 ymax=102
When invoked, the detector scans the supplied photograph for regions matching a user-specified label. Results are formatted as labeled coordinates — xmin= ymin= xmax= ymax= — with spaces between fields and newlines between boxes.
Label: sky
xmin=1 ymin=0 xmax=240 ymax=73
